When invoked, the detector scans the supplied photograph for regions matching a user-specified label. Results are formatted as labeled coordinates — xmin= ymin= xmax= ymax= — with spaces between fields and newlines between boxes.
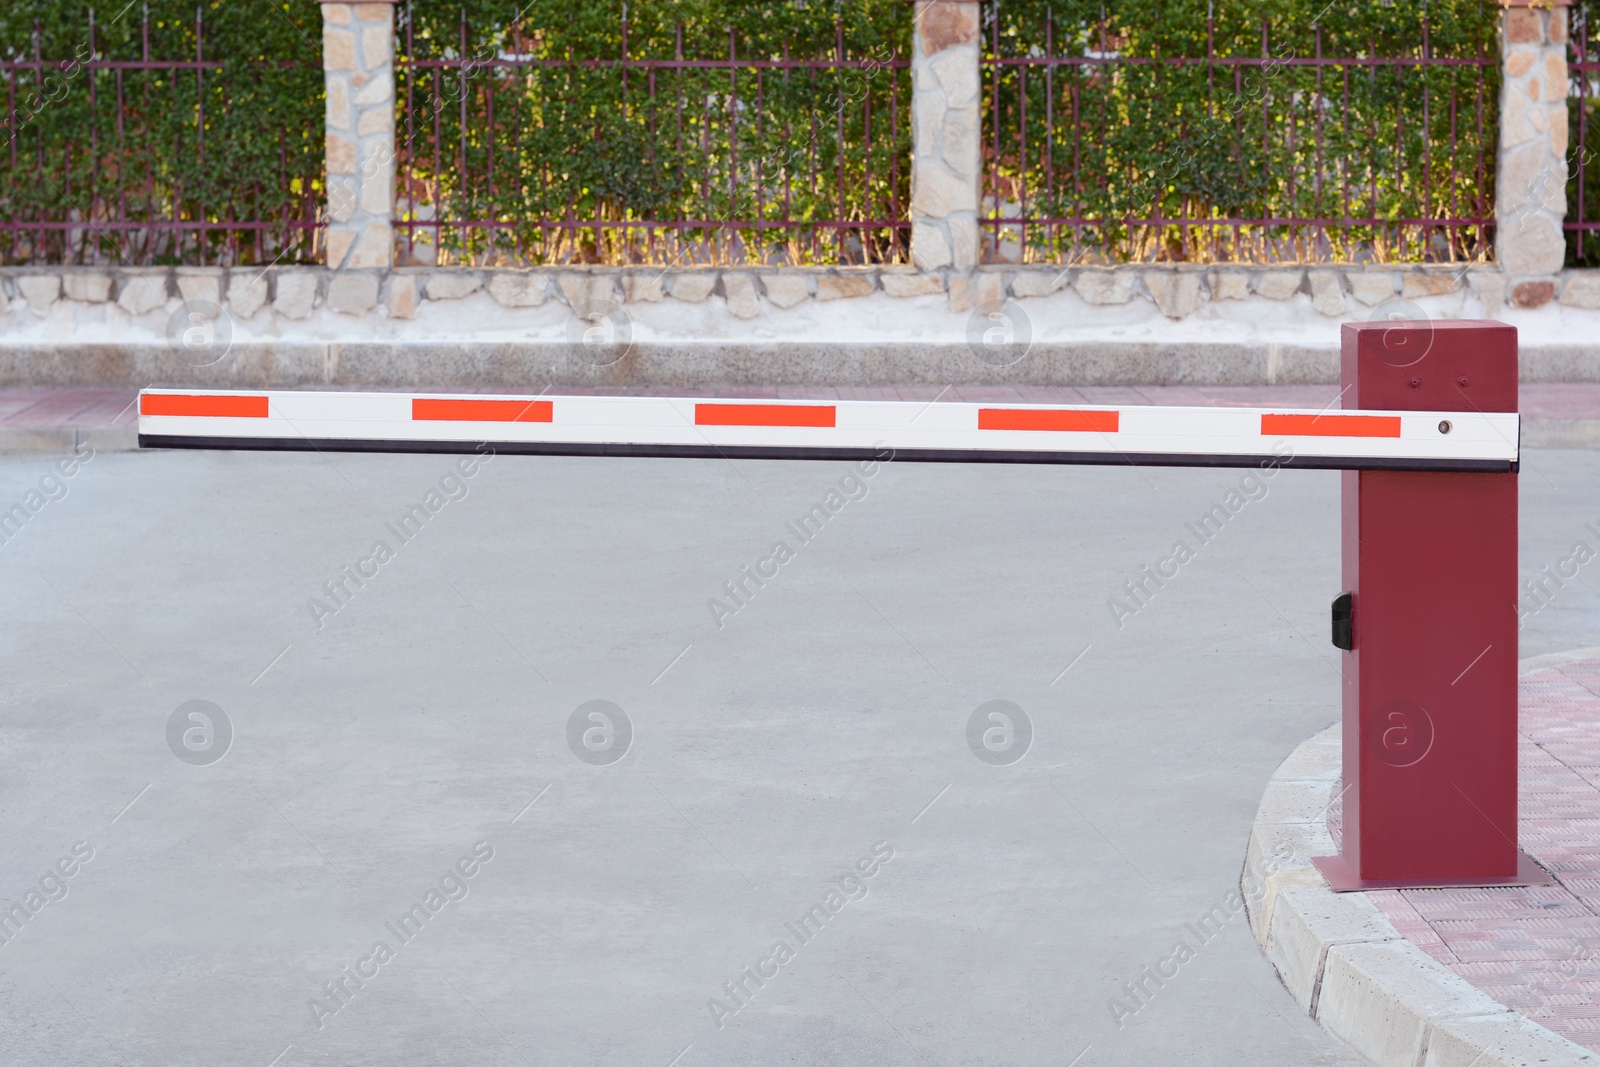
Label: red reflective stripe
xmin=413 ymin=398 xmax=553 ymax=423
xmin=140 ymin=394 xmax=268 ymax=418
xmin=1262 ymin=413 xmax=1401 ymax=438
xmin=978 ymin=408 xmax=1119 ymax=433
xmin=696 ymin=403 xmax=836 ymax=427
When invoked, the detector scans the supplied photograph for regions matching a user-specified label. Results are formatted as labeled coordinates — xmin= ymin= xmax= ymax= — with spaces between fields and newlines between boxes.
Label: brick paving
xmin=1334 ymin=657 xmax=1600 ymax=1051
xmin=4 ymin=383 xmax=1600 ymax=433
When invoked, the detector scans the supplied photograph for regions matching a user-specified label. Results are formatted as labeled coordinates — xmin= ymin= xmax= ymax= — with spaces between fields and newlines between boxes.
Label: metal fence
xmin=393 ymin=6 xmax=911 ymax=267
xmin=0 ymin=5 xmax=1531 ymax=270
xmin=1569 ymin=6 xmax=1600 ymax=267
xmin=980 ymin=4 xmax=1500 ymax=265
xmin=0 ymin=7 xmax=324 ymax=267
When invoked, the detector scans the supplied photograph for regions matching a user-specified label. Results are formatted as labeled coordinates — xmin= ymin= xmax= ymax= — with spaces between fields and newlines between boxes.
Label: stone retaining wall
xmin=4 ymin=263 xmax=1589 ymax=322
xmin=3 ymin=264 xmax=1600 ymax=388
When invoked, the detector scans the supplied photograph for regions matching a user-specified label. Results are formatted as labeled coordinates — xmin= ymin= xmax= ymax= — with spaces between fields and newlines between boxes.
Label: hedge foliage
xmin=984 ymin=0 xmax=1504 ymax=263
xmin=0 ymin=1 xmax=324 ymax=265
xmin=396 ymin=0 xmax=911 ymax=265
xmin=0 ymin=0 xmax=1580 ymax=266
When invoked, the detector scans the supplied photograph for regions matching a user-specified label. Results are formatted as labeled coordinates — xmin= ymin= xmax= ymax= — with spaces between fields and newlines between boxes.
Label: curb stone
xmin=1247 ymin=715 xmax=1600 ymax=1067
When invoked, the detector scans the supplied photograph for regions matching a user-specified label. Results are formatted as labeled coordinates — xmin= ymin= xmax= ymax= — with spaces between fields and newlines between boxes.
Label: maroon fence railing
xmin=0 ymin=6 xmax=1531 ymax=269
xmin=980 ymin=7 xmax=1500 ymax=264
xmin=0 ymin=9 xmax=323 ymax=267
xmin=393 ymin=8 xmax=911 ymax=267
xmin=1569 ymin=9 xmax=1600 ymax=267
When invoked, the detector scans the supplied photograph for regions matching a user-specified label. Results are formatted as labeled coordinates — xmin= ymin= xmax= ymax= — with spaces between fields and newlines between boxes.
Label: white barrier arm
xmin=137 ymin=389 xmax=1520 ymax=472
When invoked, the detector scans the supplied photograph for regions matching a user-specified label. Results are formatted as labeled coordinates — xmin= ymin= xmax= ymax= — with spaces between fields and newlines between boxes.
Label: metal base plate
xmin=1312 ymin=851 xmax=1554 ymax=892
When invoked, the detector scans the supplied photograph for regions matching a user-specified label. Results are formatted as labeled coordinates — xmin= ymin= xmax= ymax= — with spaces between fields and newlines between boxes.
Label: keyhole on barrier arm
xmin=1366 ymin=699 xmax=1434 ymax=768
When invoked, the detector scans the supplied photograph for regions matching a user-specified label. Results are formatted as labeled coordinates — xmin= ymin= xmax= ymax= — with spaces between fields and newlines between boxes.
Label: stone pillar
xmin=1496 ymin=0 xmax=1570 ymax=306
xmin=319 ymin=0 xmax=398 ymax=269
xmin=910 ymin=0 xmax=982 ymax=274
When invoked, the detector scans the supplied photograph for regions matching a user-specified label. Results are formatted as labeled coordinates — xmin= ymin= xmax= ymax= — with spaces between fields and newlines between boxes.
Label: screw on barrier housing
xmin=1331 ymin=592 xmax=1354 ymax=651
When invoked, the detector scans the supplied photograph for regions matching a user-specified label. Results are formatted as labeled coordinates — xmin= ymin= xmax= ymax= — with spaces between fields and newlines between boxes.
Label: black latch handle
xmin=1332 ymin=592 xmax=1354 ymax=651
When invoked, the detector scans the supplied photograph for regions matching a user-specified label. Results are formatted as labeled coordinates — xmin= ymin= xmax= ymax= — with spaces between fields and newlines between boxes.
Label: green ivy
xmin=983 ymin=0 xmax=1502 ymax=263
xmin=394 ymin=0 xmax=912 ymax=265
xmin=0 ymin=0 xmax=1524 ymax=267
xmin=0 ymin=1 xmax=324 ymax=266
xmin=1569 ymin=2 xmax=1600 ymax=267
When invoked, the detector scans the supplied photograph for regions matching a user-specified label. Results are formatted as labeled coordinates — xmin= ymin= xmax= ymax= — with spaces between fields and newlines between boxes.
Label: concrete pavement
xmin=2 ymin=441 xmax=1598 ymax=1066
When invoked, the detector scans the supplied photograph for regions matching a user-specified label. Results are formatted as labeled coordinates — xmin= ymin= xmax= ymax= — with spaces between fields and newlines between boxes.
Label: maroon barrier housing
xmin=1314 ymin=321 xmax=1546 ymax=891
